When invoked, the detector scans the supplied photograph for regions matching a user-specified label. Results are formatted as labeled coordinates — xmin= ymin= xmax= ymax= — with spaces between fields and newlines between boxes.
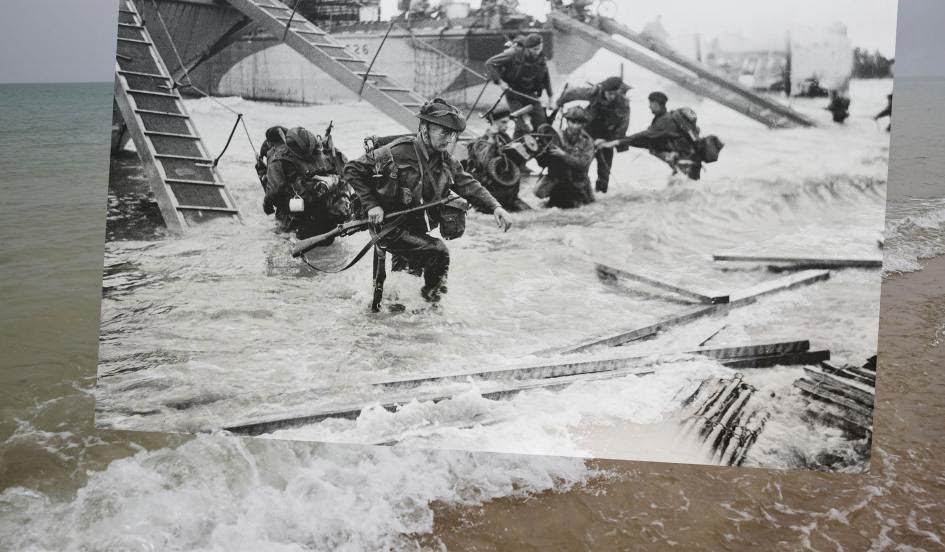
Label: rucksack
xmin=698 ymin=135 xmax=724 ymax=163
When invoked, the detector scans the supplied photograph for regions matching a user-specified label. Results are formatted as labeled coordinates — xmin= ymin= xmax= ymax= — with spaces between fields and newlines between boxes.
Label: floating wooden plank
xmin=819 ymin=362 xmax=876 ymax=387
xmin=714 ymin=255 xmax=882 ymax=269
xmin=225 ymin=345 xmax=823 ymax=435
xmin=802 ymin=368 xmax=874 ymax=406
xmin=113 ymin=0 xmax=242 ymax=232
xmin=378 ymin=340 xmax=812 ymax=391
xmin=224 ymin=366 xmax=657 ymax=436
xmin=535 ymin=303 xmax=731 ymax=355
xmin=723 ymin=350 xmax=830 ymax=369
xmin=727 ymin=270 xmax=830 ymax=305
xmin=545 ymin=270 xmax=827 ymax=356
xmin=596 ymin=263 xmax=729 ymax=304
xmin=793 ymin=379 xmax=874 ymax=423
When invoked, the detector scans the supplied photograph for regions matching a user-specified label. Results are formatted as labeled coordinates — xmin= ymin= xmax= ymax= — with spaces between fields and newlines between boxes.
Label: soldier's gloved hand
xmin=367 ymin=206 xmax=385 ymax=225
xmin=493 ymin=207 xmax=513 ymax=232
xmin=547 ymin=145 xmax=565 ymax=157
xmin=263 ymin=198 xmax=275 ymax=215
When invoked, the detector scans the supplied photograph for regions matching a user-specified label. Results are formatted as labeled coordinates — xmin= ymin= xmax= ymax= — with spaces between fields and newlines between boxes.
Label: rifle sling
xmin=299 ymin=216 xmax=406 ymax=274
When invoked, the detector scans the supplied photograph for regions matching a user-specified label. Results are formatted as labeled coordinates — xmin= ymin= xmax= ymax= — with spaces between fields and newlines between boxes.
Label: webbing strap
xmin=300 ymin=217 xmax=406 ymax=273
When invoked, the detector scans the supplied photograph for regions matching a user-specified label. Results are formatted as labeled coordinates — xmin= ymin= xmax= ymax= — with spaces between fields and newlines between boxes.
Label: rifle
xmin=291 ymin=195 xmax=460 ymax=258
xmin=547 ymin=83 xmax=569 ymax=123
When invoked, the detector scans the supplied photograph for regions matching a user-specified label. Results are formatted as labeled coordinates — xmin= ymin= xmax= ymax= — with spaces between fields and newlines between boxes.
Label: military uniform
xmin=537 ymin=107 xmax=595 ymax=209
xmin=613 ymin=104 xmax=702 ymax=179
xmin=486 ymin=34 xmax=553 ymax=133
xmin=467 ymin=128 xmax=522 ymax=211
xmin=344 ymin=134 xmax=501 ymax=296
xmin=263 ymin=127 xmax=350 ymax=239
xmin=556 ymin=77 xmax=631 ymax=192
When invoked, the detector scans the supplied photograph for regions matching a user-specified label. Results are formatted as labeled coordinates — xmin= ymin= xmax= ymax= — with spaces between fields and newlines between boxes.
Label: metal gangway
xmin=114 ymin=0 xmax=242 ymax=232
xmin=548 ymin=11 xmax=816 ymax=129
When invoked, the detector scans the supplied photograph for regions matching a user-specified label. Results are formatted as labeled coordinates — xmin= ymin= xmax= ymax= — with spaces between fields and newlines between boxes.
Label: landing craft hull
xmin=140 ymin=0 xmax=577 ymax=108
xmin=186 ymin=26 xmax=571 ymax=108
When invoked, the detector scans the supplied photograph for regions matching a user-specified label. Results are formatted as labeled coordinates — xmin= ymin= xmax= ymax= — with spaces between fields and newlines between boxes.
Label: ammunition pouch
xmin=437 ymin=199 xmax=468 ymax=240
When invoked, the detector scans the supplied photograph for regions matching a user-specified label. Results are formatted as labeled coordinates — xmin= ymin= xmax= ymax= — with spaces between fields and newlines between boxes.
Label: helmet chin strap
xmin=419 ymin=123 xmax=433 ymax=149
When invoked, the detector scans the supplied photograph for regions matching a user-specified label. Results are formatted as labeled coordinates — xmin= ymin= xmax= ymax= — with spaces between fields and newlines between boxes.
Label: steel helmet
xmin=416 ymin=98 xmax=466 ymax=132
xmin=285 ymin=127 xmax=319 ymax=157
xmin=563 ymin=106 xmax=590 ymax=123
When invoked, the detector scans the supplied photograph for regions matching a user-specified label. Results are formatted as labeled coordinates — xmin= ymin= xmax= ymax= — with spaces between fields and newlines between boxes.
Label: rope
xmin=213 ymin=114 xmax=242 ymax=167
xmin=282 ymin=0 xmax=301 ymax=42
xmin=359 ymin=19 xmax=396 ymax=97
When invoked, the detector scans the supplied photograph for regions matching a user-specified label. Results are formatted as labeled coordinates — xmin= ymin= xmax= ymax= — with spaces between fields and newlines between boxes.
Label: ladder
xmin=114 ymin=0 xmax=242 ymax=233
xmin=225 ymin=0 xmax=429 ymax=132
xmin=548 ymin=12 xmax=816 ymax=129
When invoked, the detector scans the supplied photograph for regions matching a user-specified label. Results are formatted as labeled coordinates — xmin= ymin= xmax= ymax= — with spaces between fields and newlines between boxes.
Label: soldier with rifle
xmin=340 ymin=98 xmax=513 ymax=305
xmin=486 ymin=33 xmax=554 ymax=134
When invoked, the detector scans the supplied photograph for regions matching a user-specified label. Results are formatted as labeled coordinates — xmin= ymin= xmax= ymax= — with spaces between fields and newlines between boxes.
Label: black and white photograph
xmin=96 ymin=0 xmax=896 ymax=472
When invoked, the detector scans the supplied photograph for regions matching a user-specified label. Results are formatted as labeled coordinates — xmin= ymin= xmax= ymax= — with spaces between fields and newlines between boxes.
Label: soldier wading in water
xmin=345 ymin=98 xmax=514 ymax=304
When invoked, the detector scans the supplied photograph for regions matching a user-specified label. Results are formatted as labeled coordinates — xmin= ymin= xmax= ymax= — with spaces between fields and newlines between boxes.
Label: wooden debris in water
xmin=595 ymin=263 xmax=729 ymax=304
xmin=713 ymin=254 xmax=882 ymax=269
xmin=545 ymin=270 xmax=828 ymax=356
xmin=223 ymin=341 xmax=829 ymax=435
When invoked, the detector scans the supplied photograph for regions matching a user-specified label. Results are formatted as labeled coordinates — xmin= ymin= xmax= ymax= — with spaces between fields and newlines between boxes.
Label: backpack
xmin=698 ymin=135 xmax=724 ymax=163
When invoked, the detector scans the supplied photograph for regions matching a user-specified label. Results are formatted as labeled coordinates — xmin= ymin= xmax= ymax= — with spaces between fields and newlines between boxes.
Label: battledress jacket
xmin=485 ymin=46 xmax=553 ymax=98
xmin=344 ymin=135 xmax=501 ymax=231
xmin=539 ymin=129 xmax=595 ymax=206
xmin=615 ymin=111 xmax=698 ymax=156
xmin=556 ymin=85 xmax=631 ymax=140
xmin=263 ymin=146 xmax=346 ymax=221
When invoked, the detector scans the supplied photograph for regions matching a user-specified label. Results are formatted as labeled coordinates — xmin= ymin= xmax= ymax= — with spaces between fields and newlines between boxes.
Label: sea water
xmin=1 ymin=78 xmax=943 ymax=550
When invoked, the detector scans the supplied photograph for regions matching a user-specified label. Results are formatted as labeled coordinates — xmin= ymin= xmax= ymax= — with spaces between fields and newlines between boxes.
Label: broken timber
xmin=793 ymin=360 xmax=875 ymax=438
xmin=114 ymin=0 xmax=242 ymax=232
xmin=541 ymin=269 xmax=830 ymax=356
xmin=547 ymin=11 xmax=815 ymax=129
xmin=714 ymin=254 xmax=883 ymax=269
xmin=596 ymin=263 xmax=729 ymax=304
xmin=223 ymin=341 xmax=828 ymax=435
xmin=224 ymin=0 xmax=435 ymax=134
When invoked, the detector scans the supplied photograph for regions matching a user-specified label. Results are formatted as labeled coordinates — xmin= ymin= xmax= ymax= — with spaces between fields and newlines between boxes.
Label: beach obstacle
xmin=222 ymin=340 xmax=828 ymax=435
xmin=678 ymin=374 xmax=768 ymax=466
xmin=113 ymin=0 xmax=243 ymax=232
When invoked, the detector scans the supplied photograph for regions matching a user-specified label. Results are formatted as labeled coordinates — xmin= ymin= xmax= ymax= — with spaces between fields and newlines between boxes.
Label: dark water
xmin=0 ymin=79 xmax=943 ymax=549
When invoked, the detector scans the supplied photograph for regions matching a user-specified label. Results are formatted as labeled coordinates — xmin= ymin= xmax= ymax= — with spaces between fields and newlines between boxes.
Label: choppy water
xmin=1 ymin=77 xmax=943 ymax=549
xmin=94 ymin=76 xmax=886 ymax=468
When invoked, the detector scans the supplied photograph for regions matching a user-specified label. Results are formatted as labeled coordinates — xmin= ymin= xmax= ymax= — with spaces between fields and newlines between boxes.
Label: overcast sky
xmin=0 ymin=0 xmax=942 ymax=84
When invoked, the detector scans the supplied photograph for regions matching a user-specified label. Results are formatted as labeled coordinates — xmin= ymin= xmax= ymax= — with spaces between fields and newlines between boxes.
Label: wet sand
xmin=426 ymin=256 xmax=945 ymax=550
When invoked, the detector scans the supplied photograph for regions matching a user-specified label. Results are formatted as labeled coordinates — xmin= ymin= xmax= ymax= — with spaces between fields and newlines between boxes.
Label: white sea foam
xmin=0 ymin=435 xmax=589 ymax=551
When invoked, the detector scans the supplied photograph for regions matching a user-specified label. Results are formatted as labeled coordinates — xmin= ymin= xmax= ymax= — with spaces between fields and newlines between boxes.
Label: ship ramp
xmin=114 ymin=0 xmax=242 ymax=232
xmin=547 ymin=11 xmax=816 ymax=129
xmin=224 ymin=0 xmax=433 ymax=133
